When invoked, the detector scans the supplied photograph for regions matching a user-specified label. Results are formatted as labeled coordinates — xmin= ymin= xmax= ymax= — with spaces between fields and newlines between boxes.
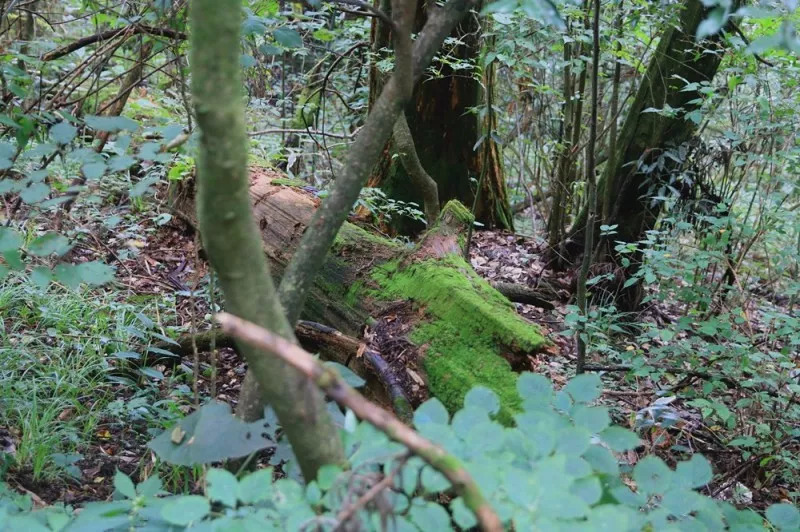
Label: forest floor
xmin=1 ymin=191 xmax=794 ymax=511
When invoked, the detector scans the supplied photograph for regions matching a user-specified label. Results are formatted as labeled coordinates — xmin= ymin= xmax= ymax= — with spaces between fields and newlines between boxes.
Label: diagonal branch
xmin=217 ymin=312 xmax=502 ymax=532
xmin=41 ymin=24 xmax=186 ymax=61
xmin=276 ymin=0 xmax=477 ymax=326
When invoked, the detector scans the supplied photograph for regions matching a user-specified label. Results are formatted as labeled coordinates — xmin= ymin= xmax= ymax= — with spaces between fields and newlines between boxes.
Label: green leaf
xmin=324 ymin=361 xmax=365 ymax=388
xmin=28 ymin=233 xmax=70 ymax=256
xmin=129 ymin=175 xmax=159 ymax=198
xmin=571 ymin=476 xmax=602 ymax=506
xmin=571 ymin=405 xmax=610 ymax=433
xmin=113 ymin=470 xmax=137 ymax=499
xmin=82 ymin=162 xmax=107 ymax=181
xmin=582 ymin=445 xmax=619 ymax=475
xmin=206 ymin=468 xmax=238 ymax=508
xmin=136 ymin=475 xmax=162 ymax=497
xmin=316 ymin=465 xmax=342 ymax=491
xmin=420 ymin=466 xmax=450 ymax=493
xmin=76 ymin=261 xmax=115 ymax=285
xmin=633 ymin=456 xmax=672 ymax=495
xmin=409 ymin=500 xmax=452 ymax=531
xmin=53 ymin=263 xmax=82 ymax=289
xmin=451 ymin=497 xmax=477 ymax=529
xmin=20 ymin=182 xmax=50 ymax=204
xmin=148 ymin=402 xmax=275 ymax=465
xmin=414 ymin=398 xmax=449 ymax=428
xmin=463 ymin=386 xmax=500 ymax=415
xmin=766 ymin=503 xmax=800 ymax=531
xmin=675 ymin=454 xmax=712 ymax=488
xmin=564 ymin=373 xmax=602 ymax=403
xmin=29 ymin=266 xmax=52 ymax=288
xmin=517 ymin=372 xmax=553 ymax=405
xmin=273 ymin=27 xmax=303 ymax=49
xmin=160 ymin=495 xmax=210 ymax=526
xmin=108 ymin=155 xmax=136 ymax=172
xmin=600 ymin=426 xmax=641 ymax=451
xmin=0 ymin=227 xmax=22 ymax=252
xmin=85 ymin=115 xmax=139 ymax=132
xmin=237 ymin=468 xmax=274 ymax=504
xmin=50 ymin=122 xmax=77 ymax=144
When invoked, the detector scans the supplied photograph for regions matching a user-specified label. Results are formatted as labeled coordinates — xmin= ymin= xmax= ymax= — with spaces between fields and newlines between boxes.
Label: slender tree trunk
xmin=602 ymin=0 xmax=624 ymax=227
xmin=190 ymin=0 xmax=344 ymax=482
xmin=368 ymin=5 xmax=512 ymax=232
xmin=575 ymin=0 xmax=600 ymax=374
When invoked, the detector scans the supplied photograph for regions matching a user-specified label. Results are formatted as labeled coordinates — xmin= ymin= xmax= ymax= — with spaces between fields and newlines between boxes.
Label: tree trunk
xmin=368 ymin=6 xmax=513 ymax=232
xmin=243 ymin=177 xmax=548 ymax=423
xmin=190 ymin=0 xmax=344 ymax=482
xmin=567 ymin=0 xmax=734 ymax=310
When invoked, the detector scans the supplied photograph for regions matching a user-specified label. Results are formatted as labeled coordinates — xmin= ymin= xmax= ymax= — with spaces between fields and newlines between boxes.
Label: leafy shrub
xmin=2 ymin=374 xmax=795 ymax=531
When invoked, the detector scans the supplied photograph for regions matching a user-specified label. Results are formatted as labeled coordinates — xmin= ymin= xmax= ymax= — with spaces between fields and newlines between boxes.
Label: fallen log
xmin=174 ymin=170 xmax=551 ymax=421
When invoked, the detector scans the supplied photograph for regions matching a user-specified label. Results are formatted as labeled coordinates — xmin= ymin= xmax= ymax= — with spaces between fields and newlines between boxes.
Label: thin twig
xmin=216 ymin=312 xmax=502 ymax=532
xmin=248 ymin=128 xmax=356 ymax=140
xmin=334 ymin=453 xmax=410 ymax=530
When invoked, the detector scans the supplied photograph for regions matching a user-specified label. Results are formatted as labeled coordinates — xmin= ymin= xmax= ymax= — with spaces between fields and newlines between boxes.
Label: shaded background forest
xmin=0 ymin=0 xmax=798 ymax=528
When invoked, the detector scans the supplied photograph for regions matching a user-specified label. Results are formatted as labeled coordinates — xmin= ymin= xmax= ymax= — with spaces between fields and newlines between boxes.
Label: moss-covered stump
xmin=245 ymin=177 xmax=549 ymax=419
xmin=367 ymin=202 xmax=547 ymax=422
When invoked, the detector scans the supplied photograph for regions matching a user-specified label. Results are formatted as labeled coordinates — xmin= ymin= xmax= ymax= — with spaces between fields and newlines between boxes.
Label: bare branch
xmin=216 ymin=312 xmax=503 ymax=532
xmin=41 ymin=24 xmax=186 ymax=61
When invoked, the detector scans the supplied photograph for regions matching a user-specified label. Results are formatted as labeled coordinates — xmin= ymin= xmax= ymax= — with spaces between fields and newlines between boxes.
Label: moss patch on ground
xmin=371 ymin=255 xmax=547 ymax=422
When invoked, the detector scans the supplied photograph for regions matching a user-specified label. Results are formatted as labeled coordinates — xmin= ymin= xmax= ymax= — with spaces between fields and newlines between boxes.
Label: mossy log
xmin=248 ymin=175 xmax=549 ymax=421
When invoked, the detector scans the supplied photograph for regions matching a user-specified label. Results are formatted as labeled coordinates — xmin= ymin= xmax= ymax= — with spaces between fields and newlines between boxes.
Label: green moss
xmin=270 ymin=177 xmax=309 ymax=187
xmin=439 ymin=200 xmax=474 ymax=226
xmin=372 ymin=256 xmax=547 ymax=422
xmin=333 ymin=223 xmax=401 ymax=251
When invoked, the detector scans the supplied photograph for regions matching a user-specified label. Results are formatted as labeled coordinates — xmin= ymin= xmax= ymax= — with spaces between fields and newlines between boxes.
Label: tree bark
xmin=567 ymin=0 xmax=735 ymax=310
xmin=368 ymin=5 xmax=513 ymax=232
xmin=190 ymin=0 xmax=344 ymax=482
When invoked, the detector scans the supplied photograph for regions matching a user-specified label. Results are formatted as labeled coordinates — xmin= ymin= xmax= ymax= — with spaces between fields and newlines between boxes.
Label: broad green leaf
xmin=76 ymin=261 xmax=115 ymax=285
xmin=420 ymin=466 xmax=450 ymax=493
xmin=30 ymin=266 xmax=52 ymax=288
xmin=413 ymin=398 xmax=449 ymax=428
xmin=323 ymin=361 xmax=365 ymax=388
xmin=206 ymin=469 xmax=238 ymax=508
xmin=0 ymin=227 xmax=22 ymax=252
xmin=148 ymin=402 xmax=275 ymax=465
xmin=113 ymin=470 xmax=137 ymax=499
xmin=675 ymin=454 xmax=712 ymax=488
xmin=50 ymin=122 xmax=77 ymax=144
xmin=451 ymin=497 xmax=477 ymax=529
xmin=273 ymin=27 xmax=303 ymax=49
xmin=599 ymin=426 xmax=641 ymax=451
xmin=517 ymin=372 xmax=553 ymax=405
xmin=315 ymin=465 xmax=342 ymax=491
xmin=85 ymin=115 xmax=139 ymax=132
xmin=766 ymin=503 xmax=800 ymax=531
xmin=130 ymin=175 xmax=159 ymax=198
xmin=238 ymin=468 xmax=274 ymax=504
xmin=54 ymin=263 xmax=82 ymax=289
xmin=160 ymin=495 xmax=210 ymax=526
xmin=82 ymin=162 xmax=107 ymax=181
xmin=564 ymin=373 xmax=602 ymax=403
xmin=571 ymin=405 xmax=610 ymax=433
xmin=28 ymin=233 xmax=70 ymax=256
xmin=20 ymin=182 xmax=50 ymax=203
xmin=570 ymin=476 xmax=602 ymax=506
xmin=464 ymin=386 xmax=500 ymax=415
xmin=633 ymin=456 xmax=672 ymax=495
xmin=409 ymin=500 xmax=452 ymax=531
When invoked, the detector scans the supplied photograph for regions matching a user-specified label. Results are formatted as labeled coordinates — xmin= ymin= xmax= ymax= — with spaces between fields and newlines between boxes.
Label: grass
xmin=0 ymin=276 xmax=181 ymax=482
